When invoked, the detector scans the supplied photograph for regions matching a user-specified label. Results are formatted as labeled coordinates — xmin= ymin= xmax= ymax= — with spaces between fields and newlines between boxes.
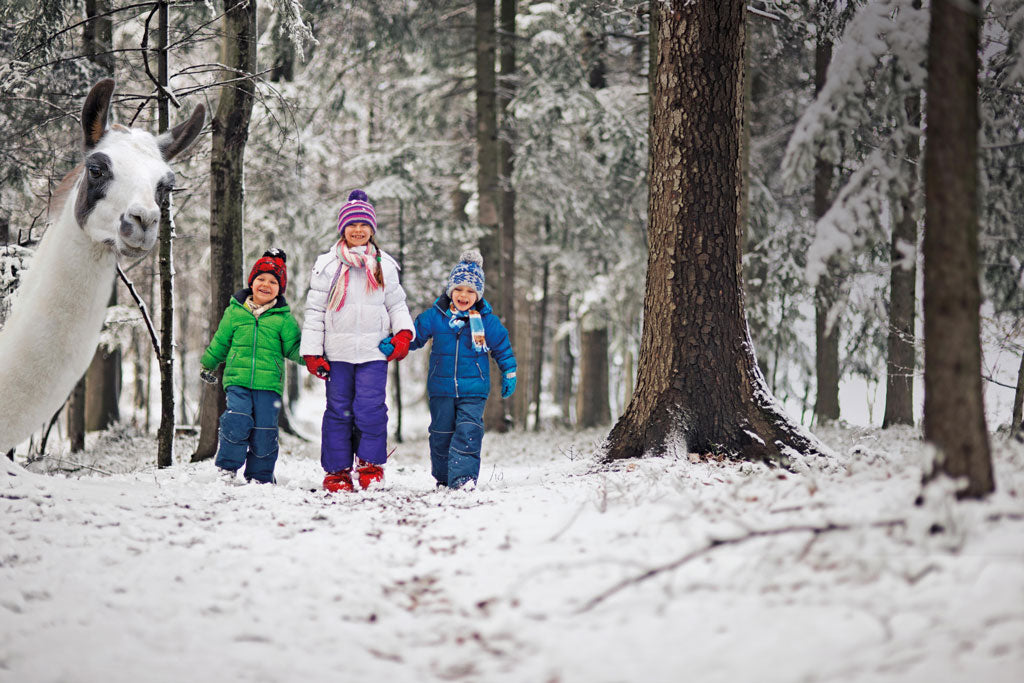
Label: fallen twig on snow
xmin=575 ymin=518 xmax=905 ymax=613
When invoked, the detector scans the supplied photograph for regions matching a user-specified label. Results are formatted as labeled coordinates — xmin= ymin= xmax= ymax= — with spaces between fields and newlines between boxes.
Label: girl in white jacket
xmin=300 ymin=189 xmax=414 ymax=492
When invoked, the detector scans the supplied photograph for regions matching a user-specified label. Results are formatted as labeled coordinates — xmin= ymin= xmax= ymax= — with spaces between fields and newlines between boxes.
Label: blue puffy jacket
xmin=409 ymin=295 xmax=516 ymax=398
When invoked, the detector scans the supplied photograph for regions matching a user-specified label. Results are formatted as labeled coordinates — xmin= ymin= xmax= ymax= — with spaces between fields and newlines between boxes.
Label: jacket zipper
xmin=454 ymin=325 xmax=464 ymax=398
xmin=250 ymin=314 xmax=260 ymax=389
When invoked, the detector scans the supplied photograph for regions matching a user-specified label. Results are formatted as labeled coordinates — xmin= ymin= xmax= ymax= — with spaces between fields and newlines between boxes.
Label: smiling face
xmin=344 ymin=221 xmax=373 ymax=247
xmin=251 ymin=273 xmax=280 ymax=306
xmin=451 ymin=285 xmax=479 ymax=311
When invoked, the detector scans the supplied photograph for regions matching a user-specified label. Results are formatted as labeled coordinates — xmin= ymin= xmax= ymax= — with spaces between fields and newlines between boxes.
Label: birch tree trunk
xmin=922 ymin=0 xmax=993 ymax=497
xmin=605 ymin=0 xmax=825 ymax=463
xmin=193 ymin=0 xmax=257 ymax=461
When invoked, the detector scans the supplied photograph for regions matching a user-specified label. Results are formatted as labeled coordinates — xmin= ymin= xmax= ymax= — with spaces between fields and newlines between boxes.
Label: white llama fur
xmin=0 ymin=80 xmax=203 ymax=453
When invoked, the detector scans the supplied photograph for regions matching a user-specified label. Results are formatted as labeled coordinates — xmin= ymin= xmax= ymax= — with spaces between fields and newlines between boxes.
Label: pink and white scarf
xmin=327 ymin=240 xmax=381 ymax=311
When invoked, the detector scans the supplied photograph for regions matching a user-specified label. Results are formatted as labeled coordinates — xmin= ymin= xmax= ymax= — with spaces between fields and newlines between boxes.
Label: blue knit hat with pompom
xmin=446 ymin=248 xmax=485 ymax=297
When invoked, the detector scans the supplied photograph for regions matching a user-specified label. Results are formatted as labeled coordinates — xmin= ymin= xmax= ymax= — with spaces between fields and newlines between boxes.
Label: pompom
xmin=459 ymin=248 xmax=483 ymax=267
xmin=348 ymin=189 xmax=368 ymax=202
xmin=263 ymin=247 xmax=286 ymax=262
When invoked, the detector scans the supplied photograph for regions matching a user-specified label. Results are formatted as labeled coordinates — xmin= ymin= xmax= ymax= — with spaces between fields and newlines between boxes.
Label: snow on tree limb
xmin=781 ymin=0 xmax=927 ymax=191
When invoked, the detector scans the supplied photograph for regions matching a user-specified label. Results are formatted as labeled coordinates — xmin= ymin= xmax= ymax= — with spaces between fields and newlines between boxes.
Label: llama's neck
xmin=17 ymin=199 xmax=117 ymax=334
xmin=0 ymin=196 xmax=117 ymax=452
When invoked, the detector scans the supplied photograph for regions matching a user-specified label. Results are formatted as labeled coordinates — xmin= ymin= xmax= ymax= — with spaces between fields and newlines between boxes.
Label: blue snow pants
xmin=215 ymin=386 xmax=282 ymax=483
xmin=428 ymin=396 xmax=486 ymax=488
xmin=321 ymin=360 xmax=388 ymax=472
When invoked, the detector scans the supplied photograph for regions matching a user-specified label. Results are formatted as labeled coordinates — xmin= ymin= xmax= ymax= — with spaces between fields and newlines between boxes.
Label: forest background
xmin=0 ymin=0 xmax=1022 ymax=462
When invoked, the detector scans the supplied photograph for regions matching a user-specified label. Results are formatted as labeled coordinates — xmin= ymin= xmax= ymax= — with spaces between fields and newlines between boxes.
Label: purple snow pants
xmin=321 ymin=360 xmax=388 ymax=472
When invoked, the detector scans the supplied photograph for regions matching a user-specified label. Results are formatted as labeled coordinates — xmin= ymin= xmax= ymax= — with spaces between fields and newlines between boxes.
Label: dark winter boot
xmin=323 ymin=469 xmax=354 ymax=492
xmin=356 ymin=460 xmax=384 ymax=490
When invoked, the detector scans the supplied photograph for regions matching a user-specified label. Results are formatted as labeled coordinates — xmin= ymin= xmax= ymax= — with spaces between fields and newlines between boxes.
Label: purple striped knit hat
xmin=337 ymin=189 xmax=377 ymax=235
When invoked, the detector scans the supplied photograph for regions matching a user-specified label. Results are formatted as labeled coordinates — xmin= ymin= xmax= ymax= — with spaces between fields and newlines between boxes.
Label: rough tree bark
xmin=476 ymin=0 xmax=507 ymax=432
xmin=192 ymin=0 xmax=257 ymax=462
xmin=882 ymin=90 xmax=921 ymax=428
xmin=922 ymin=0 xmax=993 ymax=497
xmin=605 ymin=0 xmax=825 ymax=463
xmin=813 ymin=37 xmax=840 ymax=425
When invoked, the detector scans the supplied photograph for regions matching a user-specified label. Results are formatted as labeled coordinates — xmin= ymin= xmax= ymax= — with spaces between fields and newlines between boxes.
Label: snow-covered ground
xmin=2 ymin=404 xmax=1023 ymax=682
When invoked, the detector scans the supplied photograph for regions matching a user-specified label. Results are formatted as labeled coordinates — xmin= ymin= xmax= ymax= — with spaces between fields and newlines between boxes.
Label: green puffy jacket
xmin=200 ymin=290 xmax=303 ymax=395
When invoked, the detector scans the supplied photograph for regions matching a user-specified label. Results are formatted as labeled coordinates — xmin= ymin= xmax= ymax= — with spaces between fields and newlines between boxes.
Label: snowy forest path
xmin=2 ymin=427 xmax=1023 ymax=682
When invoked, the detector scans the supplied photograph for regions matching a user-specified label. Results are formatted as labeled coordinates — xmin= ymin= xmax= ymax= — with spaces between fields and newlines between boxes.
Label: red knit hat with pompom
xmin=248 ymin=248 xmax=287 ymax=294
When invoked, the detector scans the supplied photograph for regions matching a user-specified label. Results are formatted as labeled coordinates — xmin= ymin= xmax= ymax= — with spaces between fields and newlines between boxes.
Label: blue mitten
xmin=501 ymin=371 xmax=517 ymax=399
xmin=378 ymin=335 xmax=395 ymax=357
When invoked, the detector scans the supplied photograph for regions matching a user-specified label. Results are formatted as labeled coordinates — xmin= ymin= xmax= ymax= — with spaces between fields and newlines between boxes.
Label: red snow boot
xmin=356 ymin=461 xmax=385 ymax=489
xmin=323 ymin=469 xmax=354 ymax=492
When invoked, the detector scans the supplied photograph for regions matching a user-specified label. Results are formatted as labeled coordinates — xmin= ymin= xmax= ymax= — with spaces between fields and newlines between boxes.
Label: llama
xmin=0 ymin=79 xmax=204 ymax=453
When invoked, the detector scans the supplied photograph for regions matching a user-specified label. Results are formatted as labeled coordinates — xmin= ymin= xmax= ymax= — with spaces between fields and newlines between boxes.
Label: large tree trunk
xmin=922 ymin=0 xmax=993 ymax=497
xmin=476 ymin=0 xmax=507 ymax=432
xmin=813 ymin=37 xmax=840 ymax=425
xmin=193 ymin=0 xmax=257 ymax=462
xmin=577 ymin=318 xmax=610 ymax=429
xmin=883 ymin=92 xmax=921 ymax=428
xmin=606 ymin=0 xmax=825 ymax=463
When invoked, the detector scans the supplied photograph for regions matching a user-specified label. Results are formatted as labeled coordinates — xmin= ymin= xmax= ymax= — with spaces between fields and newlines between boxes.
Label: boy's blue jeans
xmin=216 ymin=386 xmax=282 ymax=483
xmin=428 ymin=396 xmax=486 ymax=487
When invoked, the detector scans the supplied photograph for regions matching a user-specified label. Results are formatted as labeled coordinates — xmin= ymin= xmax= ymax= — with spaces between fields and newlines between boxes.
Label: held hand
xmin=200 ymin=369 xmax=218 ymax=385
xmin=385 ymin=330 xmax=412 ymax=362
xmin=501 ymin=371 xmax=517 ymax=399
xmin=303 ymin=355 xmax=330 ymax=380
xmin=378 ymin=335 xmax=394 ymax=358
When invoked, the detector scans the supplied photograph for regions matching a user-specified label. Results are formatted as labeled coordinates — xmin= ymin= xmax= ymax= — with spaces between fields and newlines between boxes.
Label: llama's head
xmin=74 ymin=79 xmax=205 ymax=258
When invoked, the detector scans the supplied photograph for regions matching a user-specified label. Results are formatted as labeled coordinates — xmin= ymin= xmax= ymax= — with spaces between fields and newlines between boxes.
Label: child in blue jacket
xmin=383 ymin=249 xmax=516 ymax=489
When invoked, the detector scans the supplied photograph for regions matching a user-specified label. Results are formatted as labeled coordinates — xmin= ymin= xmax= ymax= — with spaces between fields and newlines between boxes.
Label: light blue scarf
xmin=449 ymin=305 xmax=488 ymax=352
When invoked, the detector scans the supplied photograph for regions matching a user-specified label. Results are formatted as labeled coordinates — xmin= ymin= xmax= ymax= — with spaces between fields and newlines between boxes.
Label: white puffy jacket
xmin=299 ymin=246 xmax=415 ymax=363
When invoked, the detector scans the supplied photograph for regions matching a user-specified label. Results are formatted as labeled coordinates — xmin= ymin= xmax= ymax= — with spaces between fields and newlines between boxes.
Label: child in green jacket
xmin=200 ymin=249 xmax=303 ymax=483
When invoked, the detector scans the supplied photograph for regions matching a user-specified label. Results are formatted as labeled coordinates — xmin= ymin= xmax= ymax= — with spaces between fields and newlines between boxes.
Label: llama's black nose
xmin=119 ymin=206 xmax=159 ymax=249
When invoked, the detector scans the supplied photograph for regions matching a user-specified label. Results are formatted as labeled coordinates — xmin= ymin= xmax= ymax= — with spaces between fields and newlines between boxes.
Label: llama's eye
xmin=87 ymin=166 xmax=103 ymax=180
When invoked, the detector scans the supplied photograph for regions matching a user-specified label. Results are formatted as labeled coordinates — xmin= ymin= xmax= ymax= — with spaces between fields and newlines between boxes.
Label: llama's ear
xmin=158 ymin=104 xmax=206 ymax=161
xmin=82 ymin=79 xmax=115 ymax=150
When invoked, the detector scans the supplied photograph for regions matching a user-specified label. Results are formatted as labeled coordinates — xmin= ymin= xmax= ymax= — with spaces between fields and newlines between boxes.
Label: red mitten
xmin=386 ymin=330 xmax=413 ymax=362
xmin=303 ymin=355 xmax=330 ymax=379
